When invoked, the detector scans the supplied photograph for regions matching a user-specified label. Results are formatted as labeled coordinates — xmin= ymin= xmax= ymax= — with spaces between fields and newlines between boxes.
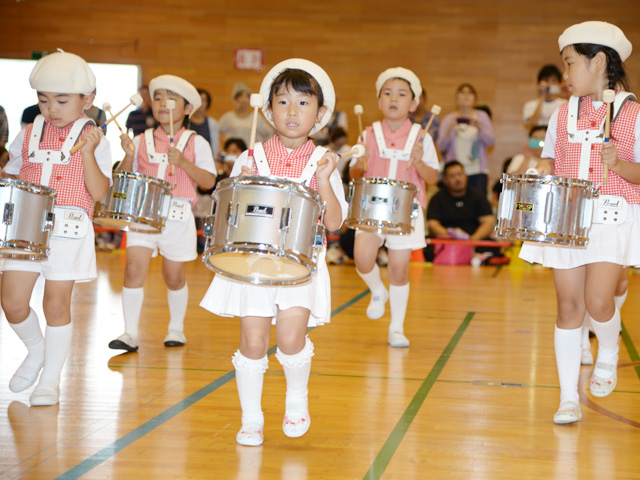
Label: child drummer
xmin=520 ymin=21 xmax=640 ymax=424
xmin=1 ymin=50 xmax=112 ymax=406
xmin=200 ymin=59 xmax=348 ymax=446
xmin=349 ymin=67 xmax=438 ymax=347
xmin=108 ymin=75 xmax=216 ymax=352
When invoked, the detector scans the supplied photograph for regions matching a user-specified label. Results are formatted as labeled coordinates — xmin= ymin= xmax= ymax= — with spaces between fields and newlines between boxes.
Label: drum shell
xmin=0 ymin=179 xmax=56 ymax=260
xmin=94 ymin=171 xmax=172 ymax=233
xmin=495 ymin=173 xmax=596 ymax=246
xmin=346 ymin=177 xmax=418 ymax=235
xmin=203 ymin=176 xmax=324 ymax=285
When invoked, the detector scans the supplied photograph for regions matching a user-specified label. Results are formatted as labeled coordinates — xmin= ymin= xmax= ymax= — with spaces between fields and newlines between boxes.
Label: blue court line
xmin=55 ymin=288 xmax=369 ymax=480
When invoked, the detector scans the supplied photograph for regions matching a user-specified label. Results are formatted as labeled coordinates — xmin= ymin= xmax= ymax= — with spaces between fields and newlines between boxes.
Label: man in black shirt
xmin=125 ymin=85 xmax=155 ymax=136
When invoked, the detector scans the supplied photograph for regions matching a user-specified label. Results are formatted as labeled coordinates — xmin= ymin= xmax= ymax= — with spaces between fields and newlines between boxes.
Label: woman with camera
xmin=522 ymin=64 xmax=569 ymax=131
xmin=437 ymin=83 xmax=495 ymax=195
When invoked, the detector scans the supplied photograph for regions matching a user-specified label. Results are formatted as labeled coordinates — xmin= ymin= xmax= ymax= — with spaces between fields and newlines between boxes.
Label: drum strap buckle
xmin=592 ymin=195 xmax=627 ymax=225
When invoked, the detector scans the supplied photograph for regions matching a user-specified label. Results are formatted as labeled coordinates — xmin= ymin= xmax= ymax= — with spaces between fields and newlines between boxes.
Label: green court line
xmin=363 ymin=312 xmax=474 ymax=480
xmin=54 ymin=289 xmax=369 ymax=480
xmin=621 ymin=320 xmax=640 ymax=381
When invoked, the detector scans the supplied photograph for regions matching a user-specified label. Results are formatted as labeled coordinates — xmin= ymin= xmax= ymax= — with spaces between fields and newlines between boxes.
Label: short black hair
xmin=197 ymin=88 xmax=211 ymax=109
xmin=529 ymin=125 xmax=547 ymax=138
xmin=443 ymin=160 xmax=465 ymax=175
xmin=537 ymin=65 xmax=562 ymax=83
xmin=268 ymin=69 xmax=324 ymax=108
xmin=224 ymin=137 xmax=247 ymax=151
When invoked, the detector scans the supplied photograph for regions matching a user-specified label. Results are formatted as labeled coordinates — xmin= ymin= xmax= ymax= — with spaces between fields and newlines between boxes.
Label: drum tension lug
xmin=3 ymin=202 xmax=14 ymax=225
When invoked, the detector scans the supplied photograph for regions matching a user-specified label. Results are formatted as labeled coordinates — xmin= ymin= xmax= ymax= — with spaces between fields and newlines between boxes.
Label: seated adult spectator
xmin=125 ymin=85 xmax=155 ymax=136
xmin=426 ymin=161 xmax=496 ymax=261
xmin=522 ymin=64 xmax=568 ymax=130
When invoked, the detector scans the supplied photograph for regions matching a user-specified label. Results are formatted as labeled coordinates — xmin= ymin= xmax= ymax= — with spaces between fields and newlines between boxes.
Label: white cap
xmin=29 ymin=49 xmax=96 ymax=95
xmin=259 ymin=58 xmax=335 ymax=136
xmin=232 ymin=82 xmax=251 ymax=100
xmin=375 ymin=67 xmax=422 ymax=99
xmin=149 ymin=74 xmax=201 ymax=116
xmin=559 ymin=21 xmax=632 ymax=61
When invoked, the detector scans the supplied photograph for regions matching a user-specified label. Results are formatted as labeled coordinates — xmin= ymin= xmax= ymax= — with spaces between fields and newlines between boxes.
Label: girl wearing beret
xmin=520 ymin=21 xmax=640 ymax=424
xmin=108 ymin=75 xmax=216 ymax=353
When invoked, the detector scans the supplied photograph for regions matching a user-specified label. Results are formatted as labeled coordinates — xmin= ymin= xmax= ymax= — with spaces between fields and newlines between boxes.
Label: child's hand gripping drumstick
xmin=407 ymin=104 xmax=441 ymax=170
xmin=354 ymin=104 xmax=366 ymax=171
xmin=103 ymin=102 xmax=135 ymax=153
xmin=317 ymin=144 xmax=366 ymax=166
xmin=166 ymin=99 xmax=176 ymax=175
xmin=247 ymin=93 xmax=264 ymax=166
xmin=602 ymin=89 xmax=615 ymax=185
xmin=70 ymin=93 xmax=144 ymax=154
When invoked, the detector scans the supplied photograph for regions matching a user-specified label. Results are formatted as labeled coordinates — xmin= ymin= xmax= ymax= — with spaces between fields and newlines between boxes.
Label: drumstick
xmin=248 ymin=93 xmax=264 ymax=165
xmin=317 ymin=145 xmax=366 ymax=166
xmin=166 ymin=99 xmax=176 ymax=175
xmin=407 ymin=104 xmax=441 ymax=170
xmin=104 ymin=102 xmax=135 ymax=152
xmin=603 ymin=89 xmax=615 ymax=185
xmin=353 ymin=104 xmax=366 ymax=171
xmin=70 ymin=93 xmax=144 ymax=154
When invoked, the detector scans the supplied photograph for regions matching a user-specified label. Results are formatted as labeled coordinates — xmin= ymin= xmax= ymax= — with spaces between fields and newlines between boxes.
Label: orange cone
xmin=410 ymin=248 xmax=425 ymax=262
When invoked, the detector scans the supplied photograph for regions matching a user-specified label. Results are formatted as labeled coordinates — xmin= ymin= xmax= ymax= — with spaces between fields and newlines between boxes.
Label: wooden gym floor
xmin=0 ymin=250 xmax=639 ymax=479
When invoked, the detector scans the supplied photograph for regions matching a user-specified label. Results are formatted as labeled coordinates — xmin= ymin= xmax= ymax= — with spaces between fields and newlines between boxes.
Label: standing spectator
xmin=0 ymin=104 xmax=8 ymax=148
xmin=522 ymin=65 xmax=569 ymax=130
xmin=218 ymin=82 xmax=273 ymax=146
xmin=190 ymin=88 xmax=220 ymax=159
xmin=437 ymin=83 xmax=495 ymax=195
xmin=84 ymin=89 xmax=107 ymax=133
xmin=410 ymin=89 xmax=440 ymax=142
xmin=311 ymin=94 xmax=348 ymax=146
xmin=125 ymin=85 xmax=155 ymax=136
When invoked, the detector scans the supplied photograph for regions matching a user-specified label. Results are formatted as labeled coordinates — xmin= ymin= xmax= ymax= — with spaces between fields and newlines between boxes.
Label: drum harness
xmin=567 ymin=92 xmax=636 ymax=225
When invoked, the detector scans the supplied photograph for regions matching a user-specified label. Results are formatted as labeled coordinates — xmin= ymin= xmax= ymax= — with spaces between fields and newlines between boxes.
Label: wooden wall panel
xmin=1 ymin=0 xmax=640 ymax=182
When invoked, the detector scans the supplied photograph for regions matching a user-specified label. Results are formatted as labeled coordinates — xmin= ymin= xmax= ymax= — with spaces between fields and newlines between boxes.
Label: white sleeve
xmin=94 ymin=137 xmax=114 ymax=185
xmin=541 ymin=109 xmax=558 ymax=159
xmin=5 ymin=129 xmax=26 ymax=175
xmin=420 ymin=133 xmax=439 ymax=169
xmin=522 ymin=99 xmax=538 ymax=123
xmin=507 ymin=153 xmax=525 ymax=173
xmin=634 ymin=111 xmax=640 ymax=163
xmin=229 ymin=150 xmax=250 ymax=177
xmin=349 ymin=130 xmax=367 ymax=167
xmin=329 ymin=168 xmax=349 ymax=222
xmin=194 ymin=135 xmax=216 ymax=175
xmin=130 ymin=136 xmax=142 ymax=172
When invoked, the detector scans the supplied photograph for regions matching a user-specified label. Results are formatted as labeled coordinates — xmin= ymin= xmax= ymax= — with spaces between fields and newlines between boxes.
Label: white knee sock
xmin=555 ymin=325 xmax=582 ymax=405
xmin=389 ymin=283 xmax=410 ymax=335
xmin=614 ymin=290 xmax=628 ymax=311
xmin=581 ymin=313 xmax=591 ymax=350
xmin=276 ymin=337 xmax=314 ymax=416
xmin=38 ymin=323 xmax=73 ymax=388
xmin=8 ymin=309 xmax=45 ymax=391
xmin=232 ymin=351 xmax=268 ymax=426
xmin=122 ymin=286 xmax=144 ymax=340
xmin=167 ymin=284 xmax=188 ymax=333
xmin=356 ymin=264 xmax=386 ymax=295
xmin=591 ymin=308 xmax=620 ymax=378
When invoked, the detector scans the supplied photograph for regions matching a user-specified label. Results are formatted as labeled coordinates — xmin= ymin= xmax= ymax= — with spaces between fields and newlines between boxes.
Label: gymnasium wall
xmin=2 ymin=0 xmax=640 ymax=183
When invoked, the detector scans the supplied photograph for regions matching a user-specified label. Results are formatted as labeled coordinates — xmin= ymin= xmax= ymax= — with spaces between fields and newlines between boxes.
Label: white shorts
xmin=355 ymin=207 xmax=427 ymax=251
xmin=200 ymin=250 xmax=331 ymax=327
xmin=1 ymin=222 xmax=97 ymax=282
xmin=520 ymin=203 xmax=640 ymax=269
xmin=126 ymin=208 xmax=197 ymax=262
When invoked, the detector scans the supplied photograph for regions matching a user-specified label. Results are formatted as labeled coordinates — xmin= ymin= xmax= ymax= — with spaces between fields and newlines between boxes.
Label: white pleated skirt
xmin=200 ymin=250 xmax=331 ymax=326
xmin=520 ymin=204 xmax=640 ymax=269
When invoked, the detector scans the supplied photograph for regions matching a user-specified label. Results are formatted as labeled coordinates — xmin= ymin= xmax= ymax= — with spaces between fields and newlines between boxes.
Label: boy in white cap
xmin=349 ymin=67 xmax=439 ymax=348
xmin=200 ymin=59 xmax=348 ymax=446
xmin=1 ymin=49 xmax=112 ymax=406
xmin=108 ymin=74 xmax=216 ymax=353
xmin=520 ymin=21 xmax=640 ymax=424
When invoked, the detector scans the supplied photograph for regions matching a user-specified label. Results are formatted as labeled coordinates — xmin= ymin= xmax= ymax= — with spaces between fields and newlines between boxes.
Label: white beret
xmin=29 ymin=49 xmax=96 ymax=95
xmin=559 ymin=21 xmax=632 ymax=61
xmin=259 ymin=58 xmax=335 ymax=136
xmin=149 ymin=75 xmax=201 ymax=116
xmin=376 ymin=67 xmax=422 ymax=100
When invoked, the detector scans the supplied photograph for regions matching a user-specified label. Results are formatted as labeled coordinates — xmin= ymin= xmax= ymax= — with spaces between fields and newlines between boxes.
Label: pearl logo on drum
xmin=246 ymin=205 xmax=274 ymax=217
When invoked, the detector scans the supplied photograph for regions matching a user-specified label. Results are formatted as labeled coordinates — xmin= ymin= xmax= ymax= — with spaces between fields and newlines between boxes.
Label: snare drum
xmin=94 ymin=171 xmax=172 ymax=233
xmin=0 ymin=179 xmax=56 ymax=260
xmin=202 ymin=176 xmax=325 ymax=285
xmin=495 ymin=173 xmax=596 ymax=246
xmin=346 ymin=177 xmax=418 ymax=235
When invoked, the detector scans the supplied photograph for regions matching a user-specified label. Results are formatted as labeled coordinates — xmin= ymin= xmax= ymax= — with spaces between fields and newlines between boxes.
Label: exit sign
xmin=234 ymin=48 xmax=264 ymax=71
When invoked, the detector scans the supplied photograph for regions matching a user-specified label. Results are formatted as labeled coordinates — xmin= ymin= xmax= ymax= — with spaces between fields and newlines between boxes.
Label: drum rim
xmin=501 ymin=173 xmax=596 ymax=190
xmin=93 ymin=211 xmax=164 ymax=232
xmin=349 ymin=176 xmax=418 ymax=192
xmin=495 ymin=227 xmax=588 ymax=246
xmin=344 ymin=218 xmax=414 ymax=235
xmin=0 ymin=178 xmax=57 ymax=197
xmin=0 ymin=239 xmax=49 ymax=260
xmin=215 ymin=175 xmax=324 ymax=205
xmin=112 ymin=170 xmax=173 ymax=190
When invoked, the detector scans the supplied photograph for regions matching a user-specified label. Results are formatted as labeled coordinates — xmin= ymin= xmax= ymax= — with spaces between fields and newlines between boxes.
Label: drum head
xmin=94 ymin=214 xmax=162 ymax=233
xmin=205 ymin=250 xmax=312 ymax=285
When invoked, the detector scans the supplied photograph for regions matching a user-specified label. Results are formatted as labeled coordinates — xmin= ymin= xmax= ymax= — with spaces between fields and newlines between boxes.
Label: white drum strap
xmin=251 ymin=144 xmax=327 ymax=185
xmin=372 ymin=121 xmax=421 ymax=179
xmin=567 ymin=93 xmax=636 ymax=180
xmin=28 ymin=116 xmax=95 ymax=186
xmin=145 ymin=128 xmax=196 ymax=180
